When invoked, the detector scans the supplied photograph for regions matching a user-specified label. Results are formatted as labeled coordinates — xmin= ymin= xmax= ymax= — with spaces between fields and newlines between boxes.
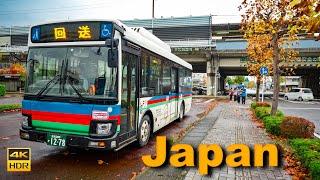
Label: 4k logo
xmin=7 ymin=148 xmax=31 ymax=172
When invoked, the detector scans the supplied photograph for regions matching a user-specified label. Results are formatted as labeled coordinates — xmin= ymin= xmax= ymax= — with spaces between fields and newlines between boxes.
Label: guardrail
xmin=0 ymin=46 xmax=28 ymax=52
xmin=164 ymin=39 xmax=216 ymax=48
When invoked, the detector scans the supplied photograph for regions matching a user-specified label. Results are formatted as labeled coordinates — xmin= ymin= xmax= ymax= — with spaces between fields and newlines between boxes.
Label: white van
xmin=284 ymin=88 xmax=314 ymax=101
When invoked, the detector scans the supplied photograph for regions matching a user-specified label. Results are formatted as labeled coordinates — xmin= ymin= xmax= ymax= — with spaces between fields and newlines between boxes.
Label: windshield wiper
xmin=35 ymin=74 xmax=61 ymax=99
xmin=66 ymin=74 xmax=86 ymax=103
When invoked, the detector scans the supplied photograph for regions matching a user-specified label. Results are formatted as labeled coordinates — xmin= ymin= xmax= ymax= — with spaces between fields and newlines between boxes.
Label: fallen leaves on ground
xmin=130 ymin=172 xmax=137 ymax=180
xmin=97 ymin=160 xmax=104 ymax=165
xmin=1 ymin=109 xmax=21 ymax=113
xmin=248 ymin=108 xmax=310 ymax=179
xmin=284 ymin=151 xmax=310 ymax=179
xmin=248 ymin=110 xmax=265 ymax=128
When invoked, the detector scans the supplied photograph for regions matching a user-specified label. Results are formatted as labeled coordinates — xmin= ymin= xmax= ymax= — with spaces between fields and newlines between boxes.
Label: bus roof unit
xmin=115 ymin=20 xmax=192 ymax=70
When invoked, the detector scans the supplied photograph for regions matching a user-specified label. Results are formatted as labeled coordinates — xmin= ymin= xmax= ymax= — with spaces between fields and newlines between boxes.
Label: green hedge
xmin=0 ymin=104 xmax=21 ymax=112
xmin=255 ymin=107 xmax=271 ymax=119
xmin=251 ymin=102 xmax=271 ymax=110
xmin=263 ymin=116 xmax=284 ymax=135
xmin=0 ymin=84 xmax=5 ymax=96
xmin=289 ymin=139 xmax=320 ymax=179
xmin=255 ymin=107 xmax=284 ymax=119
xmin=253 ymin=106 xmax=285 ymax=136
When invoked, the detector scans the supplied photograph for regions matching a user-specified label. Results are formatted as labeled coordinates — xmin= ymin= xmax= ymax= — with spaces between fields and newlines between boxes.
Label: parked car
xmin=284 ymin=88 xmax=314 ymax=101
xmin=192 ymin=86 xmax=207 ymax=95
xmin=246 ymin=88 xmax=273 ymax=98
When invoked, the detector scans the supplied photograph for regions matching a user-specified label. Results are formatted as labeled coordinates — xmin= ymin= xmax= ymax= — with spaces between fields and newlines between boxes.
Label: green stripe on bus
xmin=35 ymin=128 xmax=88 ymax=136
xmin=32 ymin=120 xmax=89 ymax=134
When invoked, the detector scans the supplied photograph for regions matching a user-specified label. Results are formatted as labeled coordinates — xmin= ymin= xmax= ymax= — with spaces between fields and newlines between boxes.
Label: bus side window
xmin=179 ymin=68 xmax=185 ymax=93
xmin=149 ymin=56 xmax=162 ymax=96
xmin=141 ymin=52 xmax=150 ymax=97
xmin=162 ymin=63 xmax=171 ymax=95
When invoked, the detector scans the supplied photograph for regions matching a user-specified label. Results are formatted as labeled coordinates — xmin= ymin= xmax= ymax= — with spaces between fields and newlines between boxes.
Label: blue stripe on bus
xmin=22 ymin=100 xmax=120 ymax=115
xmin=148 ymin=92 xmax=192 ymax=101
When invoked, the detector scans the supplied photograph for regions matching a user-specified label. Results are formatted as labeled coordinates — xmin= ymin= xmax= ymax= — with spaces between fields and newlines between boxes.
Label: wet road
xmin=0 ymin=98 xmax=215 ymax=180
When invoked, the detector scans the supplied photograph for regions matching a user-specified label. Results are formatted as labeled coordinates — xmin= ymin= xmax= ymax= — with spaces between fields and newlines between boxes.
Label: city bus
xmin=20 ymin=20 xmax=192 ymax=150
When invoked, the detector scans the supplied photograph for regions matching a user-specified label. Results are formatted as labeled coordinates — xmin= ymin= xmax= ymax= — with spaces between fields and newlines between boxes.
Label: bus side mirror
xmin=108 ymin=49 xmax=118 ymax=68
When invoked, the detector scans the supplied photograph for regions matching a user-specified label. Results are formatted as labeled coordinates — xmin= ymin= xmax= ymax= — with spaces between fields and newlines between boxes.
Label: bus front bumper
xmin=20 ymin=128 xmax=118 ymax=150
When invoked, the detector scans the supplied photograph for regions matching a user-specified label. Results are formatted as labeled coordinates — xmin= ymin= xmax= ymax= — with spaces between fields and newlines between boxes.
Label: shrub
xmin=251 ymin=102 xmax=271 ymax=110
xmin=289 ymin=138 xmax=320 ymax=179
xmin=0 ymin=104 xmax=21 ymax=112
xmin=263 ymin=115 xmax=284 ymax=135
xmin=255 ymin=107 xmax=271 ymax=119
xmin=251 ymin=102 xmax=257 ymax=109
xmin=280 ymin=116 xmax=315 ymax=138
xmin=256 ymin=102 xmax=271 ymax=107
xmin=0 ymin=84 xmax=5 ymax=96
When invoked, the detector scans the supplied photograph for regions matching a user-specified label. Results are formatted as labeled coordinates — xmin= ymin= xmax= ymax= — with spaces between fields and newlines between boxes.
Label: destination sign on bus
xmin=31 ymin=21 xmax=113 ymax=43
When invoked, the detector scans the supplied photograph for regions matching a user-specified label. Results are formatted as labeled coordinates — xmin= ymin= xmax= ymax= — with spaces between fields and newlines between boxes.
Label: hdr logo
xmin=7 ymin=148 xmax=31 ymax=172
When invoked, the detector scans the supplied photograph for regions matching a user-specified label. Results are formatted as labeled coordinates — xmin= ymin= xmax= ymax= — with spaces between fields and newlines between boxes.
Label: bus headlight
xmin=21 ymin=116 xmax=30 ymax=127
xmin=96 ymin=123 xmax=112 ymax=135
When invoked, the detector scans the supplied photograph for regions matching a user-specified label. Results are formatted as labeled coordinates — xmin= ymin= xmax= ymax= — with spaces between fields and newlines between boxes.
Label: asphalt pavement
xmin=261 ymin=98 xmax=320 ymax=135
xmin=277 ymin=99 xmax=320 ymax=135
xmin=0 ymin=98 xmax=215 ymax=179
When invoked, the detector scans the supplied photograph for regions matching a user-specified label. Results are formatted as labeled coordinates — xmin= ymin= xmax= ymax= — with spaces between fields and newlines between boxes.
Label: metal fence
xmin=0 ymin=26 xmax=29 ymax=36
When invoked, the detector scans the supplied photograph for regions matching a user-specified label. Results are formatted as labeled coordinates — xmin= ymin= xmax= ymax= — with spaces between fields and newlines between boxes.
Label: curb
xmin=280 ymin=98 xmax=319 ymax=105
xmin=314 ymin=133 xmax=320 ymax=139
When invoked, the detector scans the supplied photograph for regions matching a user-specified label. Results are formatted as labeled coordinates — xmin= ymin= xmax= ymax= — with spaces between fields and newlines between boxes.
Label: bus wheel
xmin=137 ymin=115 xmax=151 ymax=147
xmin=178 ymin=103 xmax=185 ymax=121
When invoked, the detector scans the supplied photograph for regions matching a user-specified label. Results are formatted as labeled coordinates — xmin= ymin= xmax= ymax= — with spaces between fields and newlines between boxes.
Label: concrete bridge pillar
xmin=219 ymin=75 xmax=226 ymax=93
xmin=206 ymin=53 xmax=219 ymax=96
xmin=301 ymin=69 xmax=320 ymax=98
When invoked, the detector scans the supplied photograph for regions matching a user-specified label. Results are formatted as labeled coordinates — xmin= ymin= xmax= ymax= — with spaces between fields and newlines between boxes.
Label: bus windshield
xmin=25 ymin=46 xmax=118 ymax=100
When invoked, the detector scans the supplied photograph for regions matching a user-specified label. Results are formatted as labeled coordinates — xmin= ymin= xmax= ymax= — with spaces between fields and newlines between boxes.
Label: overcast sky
xmin=0 ymin=0 xmax=242 ymax=26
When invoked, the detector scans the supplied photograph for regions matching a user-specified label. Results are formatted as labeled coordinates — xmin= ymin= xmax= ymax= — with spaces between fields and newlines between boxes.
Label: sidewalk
xmin=137 ymin=101 xmax=291 ymax=180
xmin=184 ymin=102 xmax=291 ymax=180
xmin=0 ymin=96 xmax=22 ymax=105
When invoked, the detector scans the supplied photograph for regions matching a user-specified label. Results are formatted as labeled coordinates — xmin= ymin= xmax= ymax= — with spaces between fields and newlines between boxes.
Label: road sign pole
xmin=261 ymin=75 xmax=265 ymax=102
xmin=260 ymin=66 xmax=268 ymax=102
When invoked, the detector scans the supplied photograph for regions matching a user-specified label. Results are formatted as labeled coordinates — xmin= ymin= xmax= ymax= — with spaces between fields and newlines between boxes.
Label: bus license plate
xmin=47 ymin=133 xmax=66 ymax=147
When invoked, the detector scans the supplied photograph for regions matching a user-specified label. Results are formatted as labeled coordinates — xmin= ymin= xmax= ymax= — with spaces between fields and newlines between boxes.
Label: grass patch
xmin=0 ymin=104 xmax=22 ymax=112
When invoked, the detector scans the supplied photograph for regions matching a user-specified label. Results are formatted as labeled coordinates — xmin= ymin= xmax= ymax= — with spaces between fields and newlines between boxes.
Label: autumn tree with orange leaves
xmin=239 ymin=0 xmax=304 ymax=115
xmin=245 ymin=33 xmax=273 ymax=102
xmin=290 ymin=0 xmax=320 ymax=38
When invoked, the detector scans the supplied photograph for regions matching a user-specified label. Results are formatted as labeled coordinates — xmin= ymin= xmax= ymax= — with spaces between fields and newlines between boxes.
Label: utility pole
xmin=151 ymin=0 xmax=155 ymax=32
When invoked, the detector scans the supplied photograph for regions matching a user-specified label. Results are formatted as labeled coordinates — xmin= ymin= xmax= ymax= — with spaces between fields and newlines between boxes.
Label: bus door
xmin=119 ymin=41 xmax=140 ymax=144
xmin=170 ymin=67 xmax=179 ymax=120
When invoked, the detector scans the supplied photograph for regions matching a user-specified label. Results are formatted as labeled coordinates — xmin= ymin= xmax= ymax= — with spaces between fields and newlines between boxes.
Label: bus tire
xmin=137 ymin=115 xmax=151 ymax=147
xmin=178 ymin=102 xmax=185 ymax=121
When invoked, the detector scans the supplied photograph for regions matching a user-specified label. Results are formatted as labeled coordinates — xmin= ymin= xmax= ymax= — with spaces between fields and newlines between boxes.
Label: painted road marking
xmin=280 ymin=108 xmax=320 ymax=110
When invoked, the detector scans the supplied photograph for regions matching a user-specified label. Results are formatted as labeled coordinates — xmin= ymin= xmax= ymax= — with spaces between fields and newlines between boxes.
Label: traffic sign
xmin=260 ymin=66 xmax=269 ymax=75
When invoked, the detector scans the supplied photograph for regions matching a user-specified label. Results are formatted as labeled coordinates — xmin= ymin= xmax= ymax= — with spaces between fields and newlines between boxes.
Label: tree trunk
xmin=271 ymin=34 xmax=280 ymax=115
xmin=256 ymin=76 xmax=261 ymax=102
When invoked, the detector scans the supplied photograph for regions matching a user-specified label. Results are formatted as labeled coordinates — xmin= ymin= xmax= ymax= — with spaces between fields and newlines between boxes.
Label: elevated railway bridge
xmin=124 ymin=16 xmax=320 ymax=97
xmin=1 ymin=16 xmax=320 ymax=96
